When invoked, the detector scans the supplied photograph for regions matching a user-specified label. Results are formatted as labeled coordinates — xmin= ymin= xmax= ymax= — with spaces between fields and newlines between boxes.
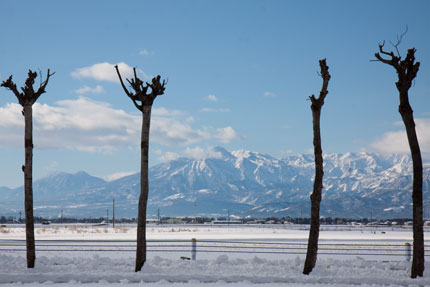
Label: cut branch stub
xmin=374 ymin=44 xmax=420 ymax=93
xmin=114 ymin=65 xmax=166 ymax=111
xmin=1 ymin=69 xmax=55 ymax=106
xmin=309 ymin=59 xmax=330 ymax=110
xmin=1 ymin=75 xmax=23 ymax=100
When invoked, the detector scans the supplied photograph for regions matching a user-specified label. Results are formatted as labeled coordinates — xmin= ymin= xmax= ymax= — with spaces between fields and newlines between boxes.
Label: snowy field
xmin=1 ymin=224 xmax=430 ymax=286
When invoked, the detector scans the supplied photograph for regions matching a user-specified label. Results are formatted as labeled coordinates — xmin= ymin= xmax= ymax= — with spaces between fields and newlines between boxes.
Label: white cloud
xmin=0 ymin=98 xmax=140 ymax=152
xmin=139 ymin=49 xmax=150 ymax=56
xmin=305 ymin=148 xmax=314 ymax=154
xmin=200 ymin=108 xmax=231 ymax=113
xmin=371 ymin=118 xmax=430 ymax=154
xmin=152 ymin=107 xmax=184 ymax=117
xmin=105 ymin=171 xmax=136 ymax=181
xmin=264 ymin=92 xmax=276 ymax=98
xmin=186 ymin=116 xmax=195 ymax=123
xmin=207 ymin=94 xmax=218 ymax=102
xmin=75 ymin=85 xmax=104 ymax=95
xmin=150 ymin=116 xmax=210 ymax=146
xmin=43 ymin=161 xmax=59 ymax=174
xmin=214 ymin=126 xmax=241 ymax=143
xmin=159 ymin=151 xmax=180 ymax=162
xmin=0 ymin=98 xmax=242 ymax=152
xmin=184 ymin=146 xmax=222 ymax=160
xmin=70 ymin=62 xmax=148 ymax=82
xmin=280 ymin=149 xmax=294 ymax=157
xmin=0 ymin=103 xmax=23 ymax=127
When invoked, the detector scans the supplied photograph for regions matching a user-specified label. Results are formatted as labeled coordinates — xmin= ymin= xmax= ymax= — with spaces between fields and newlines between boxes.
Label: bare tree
xmin=1 ymin=69 xmax=54 ymax=268
xmin=114 ymin=65 xmax=166 ymax=272
xmin=374 ymin=35 xmax=423 ymax=278
xmin=303 ymin=59 xmax=330 ymax=275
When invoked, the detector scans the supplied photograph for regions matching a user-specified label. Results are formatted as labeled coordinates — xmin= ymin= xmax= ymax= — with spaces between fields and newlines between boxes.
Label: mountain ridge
xmin=0 ymin=147 xmax=429 ymax=219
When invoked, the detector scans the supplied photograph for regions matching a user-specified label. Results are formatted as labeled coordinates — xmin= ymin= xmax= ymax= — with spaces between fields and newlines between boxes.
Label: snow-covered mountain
xmin=1 ymin=147 xmax=429 ymax=219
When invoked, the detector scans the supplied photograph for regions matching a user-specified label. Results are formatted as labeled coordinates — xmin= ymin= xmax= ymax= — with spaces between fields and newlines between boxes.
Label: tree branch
xmin=116 ymin=65 xmax=166 ymax=111
xmin=147 ymin=75 xmax=167 ymax=101
xmin=114 ymin=65 xmax=132 ymax=98
xmin=374 ymin=42 xmax=401 ymax=69
xmin=309 ymin=59 xmax=330 ymax=107
xmin=389 ymin=25 xmax=408 ymax=57
xmin=34 ymin=69 xmax=55 ymax=101
xmin=130 ymin=96 xmax=143 ymax=111
xmin=1 ymin=75 xmax=23 ymax=100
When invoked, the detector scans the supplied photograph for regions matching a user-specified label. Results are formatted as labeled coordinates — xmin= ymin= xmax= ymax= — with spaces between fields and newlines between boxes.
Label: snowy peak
xmin=212 ymin=146 xmax=235 ymax=160
xmin=0 ymin=149 xmax=428 ymax=218
xmin=148 ymin=150 xmax=429 ymax=218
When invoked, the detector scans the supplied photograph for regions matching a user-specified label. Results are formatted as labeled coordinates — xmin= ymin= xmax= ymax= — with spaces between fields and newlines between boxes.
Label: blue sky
xmin=0 ymin=0 xmax=429 ymax=188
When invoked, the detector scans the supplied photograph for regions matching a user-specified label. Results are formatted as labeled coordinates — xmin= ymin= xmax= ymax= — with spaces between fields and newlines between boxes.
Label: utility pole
xmin=112 ymin=199 xmax=115 ymax=228
xmin=227 ymin=210 xmax=230 ymax=226
xmin=60 ymin=210 xmax=63 ymax=224
xmin=106 ymin=209 xmax=109 ymax=225
xmin=157 ymin=208 xmax=161 ymax=225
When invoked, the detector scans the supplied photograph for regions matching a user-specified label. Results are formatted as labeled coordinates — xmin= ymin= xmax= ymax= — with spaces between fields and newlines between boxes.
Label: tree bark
xmin=375 ymin=45 xmax=423 ymax=278
xmin=23 ymin=104 xmax=35 ymax=268
xmin=399 ymin=93 xmax=424 ymax=278
xmin=114 ymin=65 xmax=165 ymax=272
xmin=303 ymin=107 xmax=323 ymax=275
xmin=303 ymin=59 xmax=330 ymax=275
xmin=135 ymin=105 xmax=152 ymax=272
xmin=1 ymin=69 xmax=53 ymax=269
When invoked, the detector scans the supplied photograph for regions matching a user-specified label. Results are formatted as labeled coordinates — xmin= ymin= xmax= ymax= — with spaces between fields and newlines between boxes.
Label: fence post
xmin=405 ymin=243 xmax=411 ymax=262
xmin=192 ymin=238 xmax=197 ymax=260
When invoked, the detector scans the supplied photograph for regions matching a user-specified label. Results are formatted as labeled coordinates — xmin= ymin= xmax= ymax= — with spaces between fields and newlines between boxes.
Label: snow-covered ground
xmin=1 ymin=224 xmax=429 ymax=286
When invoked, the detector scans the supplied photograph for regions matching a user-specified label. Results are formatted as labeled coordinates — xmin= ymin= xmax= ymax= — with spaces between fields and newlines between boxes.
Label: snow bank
xmin=0 ymin=225 xmax=427 ymax=286
xmin=0 ymin=253 xmax=429 ymax=286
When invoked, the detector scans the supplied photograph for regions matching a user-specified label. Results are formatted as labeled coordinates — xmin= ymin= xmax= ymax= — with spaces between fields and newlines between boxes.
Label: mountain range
xmin=1 ymin=147 xmax=429 ymax=219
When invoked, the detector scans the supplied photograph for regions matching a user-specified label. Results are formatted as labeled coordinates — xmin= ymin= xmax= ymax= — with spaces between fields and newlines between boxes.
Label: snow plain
xmin=1 ymin=224 xmax=430 ymax=286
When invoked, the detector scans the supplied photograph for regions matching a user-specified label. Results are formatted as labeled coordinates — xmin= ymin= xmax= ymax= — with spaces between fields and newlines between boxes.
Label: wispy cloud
xmin=105 ymin=171 xmax=136 ymax=181
xmin=152 ymin=107 xmax=184 ymax=117
xmin=264 ymin=92 xmax=276 ymax=98
xmin=0 ymin=98 xmax=242 ymax=152
xmin=280 ymin=149 xmax=294 ymax=157
xmin=71 ymin=62 xmax=148 ymax=82
xmin=158 ymin=151 xmax=180 ymax=162
xmin=184 ymin=146 xmax=222 ymax=160
xmin=371 ymin=118 xmax=430 ymax=154
xmin=200 ymin=108 xmax=231 ymax=113
xmin=139 ymin=49 xmax=150 ymax=56
xmin=75 ymin=85 xmax=104 ymax=95
xmin=207 ymin=94 xmax=218 ymax=102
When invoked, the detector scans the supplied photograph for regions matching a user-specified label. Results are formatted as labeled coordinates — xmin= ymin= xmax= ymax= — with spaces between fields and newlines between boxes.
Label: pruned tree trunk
xmin=23 ymin=104 xmax=35 ymax=268
xmin=375 ymin=42 xmax=423 ymax=278
xmin=399 ymin=91 xmax=424 ymax=278
xmin=1 ymin=69 xmax=54 ymax=268
xmin=135 ymin=105 xmax=151 ymax=271
xmin=303 ymin=59 xmax=330 ymax=275
xmin=115 ymin=65 xmax=166 ymax=272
